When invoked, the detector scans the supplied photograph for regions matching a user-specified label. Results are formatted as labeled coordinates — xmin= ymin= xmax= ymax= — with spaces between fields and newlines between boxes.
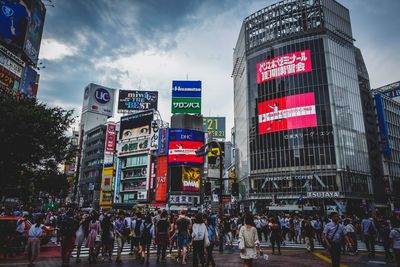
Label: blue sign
xmin=115 ymin=159 xmax=122 ymax=197
xmin=172 ymin=80 xmax=202 ymax=98
xmin=168 ymin=128 xmax=205 ymax=142
xmin=95 ymin=88 xmax=111 ymax=104
xmin=383 ymin=87 xmax=400 ymax=98
xmin=375 ymin=94 xmax=391 ymax=156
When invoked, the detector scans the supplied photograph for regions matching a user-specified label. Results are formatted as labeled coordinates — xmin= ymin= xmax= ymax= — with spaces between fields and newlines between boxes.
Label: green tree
xmin=0 ymin=95 xmax=76 ymax=204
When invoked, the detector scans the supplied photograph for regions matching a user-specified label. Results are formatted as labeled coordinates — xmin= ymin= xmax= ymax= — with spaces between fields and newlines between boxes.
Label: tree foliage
xmin=0 ymin=95 xmax=76 ymax=203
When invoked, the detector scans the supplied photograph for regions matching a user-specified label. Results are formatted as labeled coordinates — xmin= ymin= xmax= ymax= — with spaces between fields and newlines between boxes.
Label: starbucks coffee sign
xmin=306 ymin=191 xmax=341 ymax=199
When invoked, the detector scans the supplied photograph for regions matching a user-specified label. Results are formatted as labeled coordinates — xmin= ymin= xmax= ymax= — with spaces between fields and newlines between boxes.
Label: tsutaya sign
xmin=306 ymin=191 xmax=342 ymax=199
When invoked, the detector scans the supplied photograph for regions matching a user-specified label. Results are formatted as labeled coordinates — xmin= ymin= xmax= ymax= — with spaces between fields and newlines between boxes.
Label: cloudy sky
xmin=37 ymin=0 xmax=400 ymax=137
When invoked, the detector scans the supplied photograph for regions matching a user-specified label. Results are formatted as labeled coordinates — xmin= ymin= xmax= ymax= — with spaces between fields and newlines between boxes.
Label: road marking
xmin=312 ymin=252 xmax=348 ymax=267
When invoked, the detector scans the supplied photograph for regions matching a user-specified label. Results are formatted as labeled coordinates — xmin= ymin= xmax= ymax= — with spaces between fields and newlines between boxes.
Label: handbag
xmin=95 ymin=233 xmax=101 ymax=242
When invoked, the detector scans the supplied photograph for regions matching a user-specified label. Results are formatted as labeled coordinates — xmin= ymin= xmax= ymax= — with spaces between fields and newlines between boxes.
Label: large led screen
xmin=258 ymin=92 xmax=317 ymax=134
xmin=256 ymin=50 xmax=312 ymax=84
xmin=119 ymin=110 xmax=153 ymax=140
xmin=167 ymin=128 xmax=204 ymax=165
xmin=182 ymin=166 xmax=200 ymax=192
xmin=23 ymin=0 xmax=45 ymax=65
xmin=118 ymin=89 xmax=158 ymax=112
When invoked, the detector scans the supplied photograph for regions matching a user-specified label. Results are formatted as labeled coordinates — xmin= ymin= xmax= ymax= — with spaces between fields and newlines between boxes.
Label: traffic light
xmin=232 ymin=182 xmax=239 ymax=196
xmin=205 ymin=181 xmax=212 ymax=195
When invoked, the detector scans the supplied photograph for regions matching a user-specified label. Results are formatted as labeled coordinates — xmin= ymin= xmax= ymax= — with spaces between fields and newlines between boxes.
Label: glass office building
xmin=233 ymin=0 xmax=373 ymax=214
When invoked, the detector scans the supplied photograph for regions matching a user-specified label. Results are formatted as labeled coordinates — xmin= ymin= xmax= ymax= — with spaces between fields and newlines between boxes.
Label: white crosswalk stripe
xmin=53 ymin=239 xmax=384 ymax=258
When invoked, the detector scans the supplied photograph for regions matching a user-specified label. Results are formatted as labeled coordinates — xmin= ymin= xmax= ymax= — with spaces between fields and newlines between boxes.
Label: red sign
xmin=258 ymin=92 xmax=317 ymax=134
xmin=105 ymin=123 xmax=116 ymax=152
xmin=256 ymin=50 xmax=312 ymax=84
xmin=155 ymin=156 xmax=167 ymax=202
xmin=168 ymin=141 xmax=204 ymax=164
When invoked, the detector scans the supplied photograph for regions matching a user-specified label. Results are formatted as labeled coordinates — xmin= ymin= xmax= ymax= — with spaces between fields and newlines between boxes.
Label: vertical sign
xmin=105 ymin=123 xmax=116 ymax=153
xmin=149 ymin=120 xmax=160 ymax=151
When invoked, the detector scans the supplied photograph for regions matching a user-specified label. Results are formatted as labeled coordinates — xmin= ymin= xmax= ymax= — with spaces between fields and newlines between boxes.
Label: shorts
xmin=177 ymin=234 xmax=188 ymax=248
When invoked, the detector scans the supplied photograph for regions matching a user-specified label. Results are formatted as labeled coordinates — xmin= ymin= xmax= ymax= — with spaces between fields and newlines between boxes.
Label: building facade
xmin=233 ymin=0 xmax=373 ymax=214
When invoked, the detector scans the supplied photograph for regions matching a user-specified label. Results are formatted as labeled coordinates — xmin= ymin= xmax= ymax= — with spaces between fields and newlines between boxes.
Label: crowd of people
xmin=1 ymin=206 xmax=400 ymax=267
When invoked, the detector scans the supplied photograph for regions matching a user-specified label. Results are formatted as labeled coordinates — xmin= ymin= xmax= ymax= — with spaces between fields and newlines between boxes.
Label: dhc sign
xmin=95 ymin=88 xmax=111 ymax=104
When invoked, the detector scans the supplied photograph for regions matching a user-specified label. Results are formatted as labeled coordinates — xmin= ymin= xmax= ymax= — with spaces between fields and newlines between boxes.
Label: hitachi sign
xmin=306 ymin=191 xmax=341 ymax=199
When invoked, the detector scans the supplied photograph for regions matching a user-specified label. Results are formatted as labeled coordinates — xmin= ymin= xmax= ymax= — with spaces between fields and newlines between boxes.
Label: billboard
xmin=171 ymin=80 xmax=201 ymax=114
xmin=258 ymin=92 xmax=317 ymax=134
xmin=105 ymin=123 xmax=116 ymax=153
xmin=118 ymin=138 xmax=149 ymax=156
xmin=149 ymin=120 xmax=160 ymax=151
xmin=82 ymin=83 xmax=115 ymax=117
xmin=0 ymin=0 xmax=31 ymax=50
xmin=0 ymin=50 xmax=24 ymax=77
xmin=118 ymin=89 xmax=158 ymax=112
xmin=0 ymin=64 xmax=20 ymax=94
xmin=158 ymin=128 xmax=167 ymax=155
xmin=119 ymin=110 xmax=153 ymax=140
xmin=154 ymin=156 xmax=167 ymax=202
xmin=375 ymin=94 xmax=391 ymax=156
xmin=171 ymin=97 xmax=201 ymax=114
xmin=100 ymin=166 xmax=113 ymax=207
xmin=167 ymin=128 xmax=204 ymax=165
xmin=23 ymin=0 xmax=45 ymax=65
xmin=182 ymin=166 xmax=200 ymax=192
xmin=256 ymin=50 xmax=312 ymax=84
xmin=172 ymin=80 xmax=201 ymax=98
xmin=18 ymin=65 xmax=37 ymax=97
xmin=203 ymin=117 xmax=226 ymax=139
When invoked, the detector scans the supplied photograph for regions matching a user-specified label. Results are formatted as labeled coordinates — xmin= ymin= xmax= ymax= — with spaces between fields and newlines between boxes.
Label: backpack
xmin=368 ymin=222 xmax=376 ymax=236
xmin=142 ymin=223 xmax=152 ymax=242
xmin=134 ymin=219 xmax=142 ymax=237
xmin=209 ymin=225 xmax=218 ymax=244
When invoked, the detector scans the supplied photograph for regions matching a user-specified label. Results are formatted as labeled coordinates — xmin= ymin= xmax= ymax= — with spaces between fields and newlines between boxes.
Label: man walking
xmin=323 ymin=212 xmax=351 ymax=267
xmin=59 ymin=209 xmax=79 ymax=267
xmin=361 ymin=214 xmax=376 ymax=258
xmin=115 ymin=211 xmax=128 ymax=264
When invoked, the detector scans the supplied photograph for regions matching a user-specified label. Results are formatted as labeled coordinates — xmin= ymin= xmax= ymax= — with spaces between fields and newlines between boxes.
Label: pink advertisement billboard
xmin=258 ymin=92 xmax=317 ymax=134
xmin=105 ymin=123 xmax=116 ymax=152
xmin=256 ymin=50 xmax=312 ymax=84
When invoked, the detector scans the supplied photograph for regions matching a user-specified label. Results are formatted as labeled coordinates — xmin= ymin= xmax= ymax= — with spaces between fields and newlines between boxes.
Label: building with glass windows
xmin=233 ymin=0 xmax=374 ymax=214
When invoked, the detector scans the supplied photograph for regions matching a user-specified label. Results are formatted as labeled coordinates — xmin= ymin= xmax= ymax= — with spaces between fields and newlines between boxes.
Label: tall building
xmin=233 ymin=0 xmax=373 ymax=214
xmin=372 ymin=82 xmax=400 ymax=210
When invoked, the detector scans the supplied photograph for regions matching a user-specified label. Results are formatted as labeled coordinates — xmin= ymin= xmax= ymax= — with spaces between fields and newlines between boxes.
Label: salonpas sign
xmin=171 ymin=97 xmax=201 ymax=114
xmin=306 ymin=191 xmax=342 ymax=199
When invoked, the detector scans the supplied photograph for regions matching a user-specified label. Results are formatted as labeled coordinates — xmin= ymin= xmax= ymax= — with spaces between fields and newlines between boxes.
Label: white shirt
xmin=389 ymin=228 xmax=400 ymax=249
xmin=345 ymin=224 xmax=355 ymax=233
xmin=28 ymin=224 xmax=43 ymax=237
xmin=192 ymin=223 xmax=207 ymax=241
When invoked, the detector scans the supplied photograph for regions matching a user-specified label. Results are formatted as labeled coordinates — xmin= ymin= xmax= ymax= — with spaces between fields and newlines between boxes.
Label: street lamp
xmin=195 ymin=141 xmax=224 ymax=252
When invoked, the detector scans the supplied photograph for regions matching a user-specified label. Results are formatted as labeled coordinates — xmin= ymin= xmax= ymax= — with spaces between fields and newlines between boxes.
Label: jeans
xmin=364 ymin=235 xmax=375 ymax=256
xmin=192 ymin=240 xmax=205 ymax=267
xmin=330 ymin=242 xmax=341 ymax=267
xmin=157 ymin=243 xmax=168 ymax=260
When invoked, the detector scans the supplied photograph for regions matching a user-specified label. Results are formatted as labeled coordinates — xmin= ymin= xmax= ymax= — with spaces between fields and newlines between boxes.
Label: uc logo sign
xmin=94 ymin=88 xmax=110 ymax=104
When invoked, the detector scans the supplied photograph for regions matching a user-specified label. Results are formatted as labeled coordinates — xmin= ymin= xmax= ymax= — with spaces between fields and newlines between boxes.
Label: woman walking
xmin=26 ymin=217 xmax=44 ymax=267
xmin=86 ymin=212 xmax=101 ymax=263
xmin=192 ymin=212 xmax=208 ymax=267
xmin=239 ymin=214 xmax=260 ymax=267
xmin=140 ymin=214 xmax=155 ymax=265
xmin=269 ymin=217 xmax=282 ymax=255
xmin=101 ymin=215 xmax=115 ymax=263
xmin=206 ymin=216 xmax=217 ymax=267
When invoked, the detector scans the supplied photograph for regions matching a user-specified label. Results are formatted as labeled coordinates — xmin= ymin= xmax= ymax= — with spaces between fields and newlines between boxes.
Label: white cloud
xmin=39 ymin=38 xmax=79 ymax=60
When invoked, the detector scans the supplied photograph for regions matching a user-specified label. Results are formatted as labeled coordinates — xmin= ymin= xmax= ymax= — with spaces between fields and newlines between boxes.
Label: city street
xmin=0 ymin=247 xmax=397 ymax=267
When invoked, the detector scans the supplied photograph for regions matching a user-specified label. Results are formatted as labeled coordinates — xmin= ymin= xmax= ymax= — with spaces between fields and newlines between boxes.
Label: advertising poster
xmin=23 ymin=0 xmax=46 ymax=65
xmin=0 ymin=65 xmax=20 ymax=93
xmin=258 ymin=92 xmax=317 ymax=134
xmin=105 ymin=123 xmax=116 ymax=153
xmin=171 ymin=97 xmax=201 ymax=114
xmin=119 ymin=110 xmax=153 ymax=140
xmin=18 ymin=65 xmax=37 ymax=97
xmin=82 ymin=83 xmax=115 ymax=117
xmin=182 ymin=166 xmax=200 ymax=192
xmin=167 ymin=128 xmax=204 ymax=165
xmin=256 ymin=50 xmax=312 ymax=84
xmin=203 ymin=117 xmax=226 ymax=139
xmin=0 ymin=0 xmax=31 ymax=50
xmin=155 ymin=156 xmax=167 ymax=202
xmin=118 ymin=89 xmax=158 ymax=112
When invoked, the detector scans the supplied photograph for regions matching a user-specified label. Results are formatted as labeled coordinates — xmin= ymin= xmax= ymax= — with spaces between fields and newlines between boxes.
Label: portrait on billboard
xmin=23 ymin=0 xmax=46 ymax=64
xmin=119 ymin=110 xmax=153 ymax=140
xmin=0 ymin=0 xmax=31 ymax=49
xmin=182 ymin=166 xmax=200 ymax=192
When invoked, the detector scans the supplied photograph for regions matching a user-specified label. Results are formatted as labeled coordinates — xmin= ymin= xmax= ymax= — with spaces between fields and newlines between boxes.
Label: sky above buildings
xmin=37 ymin=0 xmax=400 ymax=136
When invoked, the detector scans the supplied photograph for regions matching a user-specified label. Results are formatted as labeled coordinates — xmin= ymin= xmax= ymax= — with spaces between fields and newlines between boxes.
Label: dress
xmin=86 ymin=221 xmax=100 ymax=249
xmin=239 ymin=226 xmax=259 ymax=259
xmin=75 ymin=224 xmax=85 ymax=246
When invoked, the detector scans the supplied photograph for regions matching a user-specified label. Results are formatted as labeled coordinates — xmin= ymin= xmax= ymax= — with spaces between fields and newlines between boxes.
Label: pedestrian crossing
xmin=56 ymin=239 xmax=384 ymax=258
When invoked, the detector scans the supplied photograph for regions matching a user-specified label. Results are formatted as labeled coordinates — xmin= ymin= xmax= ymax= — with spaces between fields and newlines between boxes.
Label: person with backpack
xmin=140 ymin=214 xmax=155 ymax=265
xmin=323 ymin=212 xmax=352 ymax=267
xmin=176 ymin=210 xmax=191 ymax=265
xmin=389 ymin=220 xmax=400 ymax=267
xmin=130 ymin=212 xmax=143 ymax=260
xmin=59 ymin=209 xmax=79 ymax=267
xmin=156 ymin=211 xmax=170 ymax=263
xmin=361 ymin=214 xmax=377 ymax=258
xmin=192 ymin=212 xmax=208 ymax=267
xmin=206 ymin=216 xmax=218 ymax=267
